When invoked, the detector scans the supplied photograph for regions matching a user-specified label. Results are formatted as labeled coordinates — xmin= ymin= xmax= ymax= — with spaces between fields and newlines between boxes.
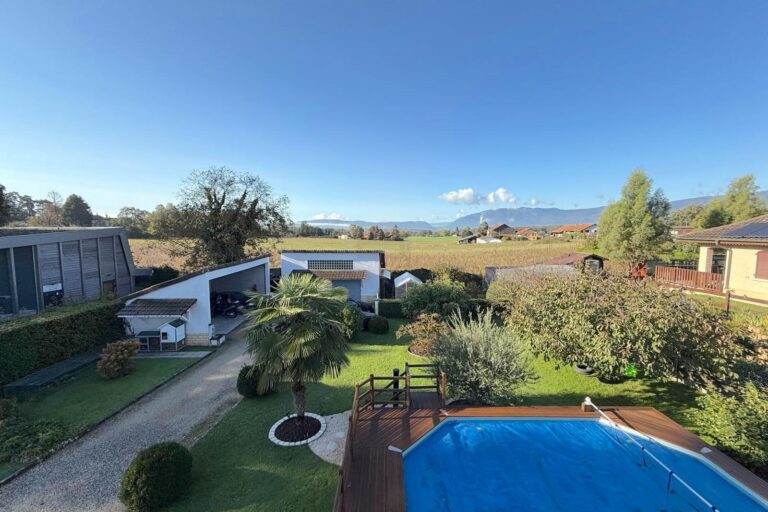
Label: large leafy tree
xmin=598 ymin=170 xmax=671 ymax=270
xmin=114 ymin=207 xmax=150 ymax=237
xmin=244 ymin=274 xmax=350 ymax=417
xmin=695 ymin=174 xmax=766 ymax=228
xmin=61 ymin=194 xmax=93 ymax=226
xmin=0 ymin=185 xmax=8 ymax=225
xmin=169 ymin=167 xmax=290 ymax=268
xmin=669 ymin=203 xmax=704 ymax=226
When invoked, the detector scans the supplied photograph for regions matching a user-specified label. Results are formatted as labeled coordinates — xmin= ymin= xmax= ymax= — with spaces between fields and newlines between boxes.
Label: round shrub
xmin=401 ymin=281 xmax=471 ymax=319
xmin=368 ymin=315 xmax=389 ymax=334
xmin=237 ymin=365 xmax=274 ymax=398
xmin=341 ymin=305 xmax=363 ymax=341
xmin=119 ymin=442 xmax=193 ymax=512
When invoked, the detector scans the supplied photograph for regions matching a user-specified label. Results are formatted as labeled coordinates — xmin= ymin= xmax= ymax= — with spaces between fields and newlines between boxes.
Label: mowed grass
xmin=0 ymin=358 xmax=198 ymax=481
xmin=129 ymin=237 xmax=580 ymax=274
xmin=168 ymin=320 xmax=699 ymax=512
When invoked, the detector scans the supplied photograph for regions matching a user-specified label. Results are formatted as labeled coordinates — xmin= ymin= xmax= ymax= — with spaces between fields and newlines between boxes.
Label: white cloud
xmin=438 ymin=188 xmax=482 ymax=205
xmin=312 ymin=212 xmax=342 ymax=220
xmin=486 ymin=188 xmax=517 ymax=205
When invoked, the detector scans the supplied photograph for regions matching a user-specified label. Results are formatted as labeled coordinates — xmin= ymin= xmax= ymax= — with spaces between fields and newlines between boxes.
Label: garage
xmin=331 ymin=279 xmax=362 ymax=301
xmin=118 ymin=255 xmax=270 ymax=349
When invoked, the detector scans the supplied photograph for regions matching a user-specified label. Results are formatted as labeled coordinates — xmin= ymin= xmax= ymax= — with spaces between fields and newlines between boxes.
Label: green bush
xmin=401 ymin=281 xmax=471 ymax=319
xmin=341 ymin=305 xmax=364 ymax=340
xmin=432 ymin=312 xmax=534 ymax=404
xmin=377 ymin=299 xmax=403 ymax=318
xmin=504 ymin=272 xmax=741 ymax=385
xmin=0 ymin=417 xmax=68 ymax=463
xmin=433 ymin=265 xmax=484 ymax=297
xmin=396 ymin=313 xmax=448 ymax=357
xmin=97 ymin=339 xmax=140 ymax=379
xmin=120 ymin=442 xmax=193 ymax=511
xmin=692 ymin=382 xmax=768 ymax=477
xmin=0 ymin=398 xmax=17 ymax=420
xmin=135 ymin=265 xmax=180 ymax=289
xmin=0 ymin=300 xmax=124 ymax=386
xmin=368 ymin=315 xmax=389 ymax=334
xmin=236 ymin=365 xmax=274 ymax=398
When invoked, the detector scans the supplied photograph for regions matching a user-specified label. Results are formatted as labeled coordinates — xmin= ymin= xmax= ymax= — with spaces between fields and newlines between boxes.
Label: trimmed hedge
xmin=0 ymin=300 xmax=124 ymax=386
xmin=368 ymin=315 xmax=389 ymax=334
xmin=120 ymin=442 xmax=193 ymax=511
xmin=377 ymin=299 xmax=403 ymax=318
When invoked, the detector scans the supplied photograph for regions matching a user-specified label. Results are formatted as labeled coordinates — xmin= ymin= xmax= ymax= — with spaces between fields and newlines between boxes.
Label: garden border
xmin=0 ymin=350 xmax=214 ymax=487
xmin=268 ymin=412 xmax=327 ymax=447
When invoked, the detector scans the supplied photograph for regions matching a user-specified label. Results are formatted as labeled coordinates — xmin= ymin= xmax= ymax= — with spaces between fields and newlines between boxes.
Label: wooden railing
xmin=654 ymin=266 xmax=724 ymax=292
xmin=334 ymin=363 xmax=446 ymax=511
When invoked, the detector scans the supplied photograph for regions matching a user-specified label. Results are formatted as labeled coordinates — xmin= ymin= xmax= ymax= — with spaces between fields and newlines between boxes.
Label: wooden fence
xmin=654 ymin=266 xmax=724 ymax=292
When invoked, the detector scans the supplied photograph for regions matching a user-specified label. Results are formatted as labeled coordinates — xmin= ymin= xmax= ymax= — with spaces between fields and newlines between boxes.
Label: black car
xmin=347 ymin=298 xmax=374 ymax=313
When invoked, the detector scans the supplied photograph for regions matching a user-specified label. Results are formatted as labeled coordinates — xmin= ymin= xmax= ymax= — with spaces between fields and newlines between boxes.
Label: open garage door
xmin=332 ymin=280 xmax=361 ymax=301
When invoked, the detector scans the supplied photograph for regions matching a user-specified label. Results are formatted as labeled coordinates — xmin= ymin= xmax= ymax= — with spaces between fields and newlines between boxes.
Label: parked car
xmin=210 ymin=292 xmax=245 ymax=318
xmin=347 ymin=298 xmax=374 ymax=313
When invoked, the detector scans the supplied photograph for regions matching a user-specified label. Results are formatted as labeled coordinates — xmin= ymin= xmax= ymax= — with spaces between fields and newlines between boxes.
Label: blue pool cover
xmin=403 ymin=419 xmax=768 ymax=511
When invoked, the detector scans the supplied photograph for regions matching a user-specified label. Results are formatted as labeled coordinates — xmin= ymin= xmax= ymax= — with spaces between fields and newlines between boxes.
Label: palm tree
xmin=244 ymin=273 xmax=350 ymax=418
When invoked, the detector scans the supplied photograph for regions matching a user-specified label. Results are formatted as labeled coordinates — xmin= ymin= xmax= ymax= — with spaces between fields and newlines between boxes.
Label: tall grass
xmin=129 ymin=236 xmax=582 ymax=274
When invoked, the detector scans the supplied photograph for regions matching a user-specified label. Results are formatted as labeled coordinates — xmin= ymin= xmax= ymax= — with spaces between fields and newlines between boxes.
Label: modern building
xmin=0 ymin=227 xmax=136 ymax=319
xmin=673 ymin=214 xmax=768 ymax=301
xmin=280 ymin=250 xmax=385 ymax=302
xmin=118 ymin=255 xmax=270 ymax=349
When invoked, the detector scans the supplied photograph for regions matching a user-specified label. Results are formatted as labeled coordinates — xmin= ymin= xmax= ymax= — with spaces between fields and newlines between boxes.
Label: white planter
xmin=268 ymin=413 xmax=327 ymax=447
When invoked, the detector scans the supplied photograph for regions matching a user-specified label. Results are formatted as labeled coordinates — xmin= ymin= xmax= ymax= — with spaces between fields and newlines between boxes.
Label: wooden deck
xmin=335 ymin=403 xmax=768 ymax=511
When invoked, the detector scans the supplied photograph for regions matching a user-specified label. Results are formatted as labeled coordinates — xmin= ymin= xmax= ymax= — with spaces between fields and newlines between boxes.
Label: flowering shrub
xmin=396 ymin=313 xmax=449 ymax=357
xmin=97 ymin=339 xmax=140 ymax=380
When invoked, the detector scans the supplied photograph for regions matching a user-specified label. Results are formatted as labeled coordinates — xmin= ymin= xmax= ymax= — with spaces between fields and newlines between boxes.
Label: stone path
xmin=0 ymin=337 xmax=250 ymax=512
xmin=309 ymin=411 xmax=350 ymax=466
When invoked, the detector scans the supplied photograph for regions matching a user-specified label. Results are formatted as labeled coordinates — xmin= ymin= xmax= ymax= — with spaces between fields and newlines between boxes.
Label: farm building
xmin=484 ymin=252 xmax=605 ymax=287
xmin=280 ymin=250 xmax=385 ymax=302
xmin=476 ymin=236 xmax=502 ymax=244
xmin=394 ymin=271 xmax=423 ymax=298
xmin=0 ymin=227 xmax=136 ymax=319
xmin=118 ymin=255 xmax=270 ymax=349
xmin=542 ymin=252 xmax=605 ymax=273
xmin=515 ymin=227 xmax=540 ymax=240
xmin=488 ymin=223 xmax=515 ymax=238
xmin=667 ymin=214 xmax=768 ymax=302
xmin=457 ymin=234 xmax=477 ymax=244
xmin=550 ymin=223 xmax=597 ymax=237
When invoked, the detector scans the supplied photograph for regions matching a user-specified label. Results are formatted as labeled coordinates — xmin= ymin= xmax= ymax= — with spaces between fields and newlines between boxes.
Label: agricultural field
xmin=129 ymin=237 xmax=582 ymax=274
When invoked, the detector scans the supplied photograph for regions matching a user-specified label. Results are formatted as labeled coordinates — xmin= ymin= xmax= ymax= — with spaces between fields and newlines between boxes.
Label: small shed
xmin=542 ymin=252 xmax=605 ymax=273
xmin=394 ymin=272 xmax=423 ymax=299
xmin=458 ymin=235 xmax=477 ymax=244
xmin=477 ymin=236 xmax=502 ymax=244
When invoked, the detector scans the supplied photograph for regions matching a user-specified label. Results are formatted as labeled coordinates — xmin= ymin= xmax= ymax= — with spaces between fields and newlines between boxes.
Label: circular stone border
xmin=269 ymin=413 xmax=327 ymax=447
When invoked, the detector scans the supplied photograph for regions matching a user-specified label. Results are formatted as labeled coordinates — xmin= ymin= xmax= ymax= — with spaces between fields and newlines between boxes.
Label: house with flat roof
xmin=280 ymin=250 xmax=385 ymax=302
xmin=673 ymin=214 xmax=768 ymax=301
xmin=0 ymin=227 xmax=136 ymax=319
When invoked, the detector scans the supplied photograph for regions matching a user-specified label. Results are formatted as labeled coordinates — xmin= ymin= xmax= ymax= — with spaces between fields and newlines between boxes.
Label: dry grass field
xmin=129 ymin=236 xmax=583 ymax=274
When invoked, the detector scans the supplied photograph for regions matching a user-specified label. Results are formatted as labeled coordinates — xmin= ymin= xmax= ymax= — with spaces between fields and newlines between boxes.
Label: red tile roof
xmin=550 ymin=223 xmax=595 ymax=234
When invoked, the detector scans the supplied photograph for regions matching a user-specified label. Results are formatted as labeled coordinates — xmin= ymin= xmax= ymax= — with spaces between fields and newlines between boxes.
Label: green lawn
xmin=169 ymin=319 xmax=700 ymax=512
xmin=0 ymin=357 xmax=199 ymax=482
xmin=692 ymin=292 xmax=768 ymax=315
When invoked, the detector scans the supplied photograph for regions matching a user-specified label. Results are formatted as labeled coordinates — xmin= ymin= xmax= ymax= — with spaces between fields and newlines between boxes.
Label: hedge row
xmin=377 ymin=299 xmax=403 ymax=318
xmin=0 ymin=300 xmax=124 ymax=386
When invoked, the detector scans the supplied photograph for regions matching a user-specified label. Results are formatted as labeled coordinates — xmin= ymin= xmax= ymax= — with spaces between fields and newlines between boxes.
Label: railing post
xmin=405 ymin=363 xmax=411 ymax=408
xmin=440 ymin=371 xmax=447 ymax=408
xmin=393 ymin=368 xmax=400 ymax=407
xmin=369 ymin=374 xmax=375 ymax=409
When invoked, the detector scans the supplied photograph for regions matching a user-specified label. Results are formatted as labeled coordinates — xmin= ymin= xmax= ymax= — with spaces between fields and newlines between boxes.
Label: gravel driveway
xmin=0 ymin=335 xmax=250 ymax=512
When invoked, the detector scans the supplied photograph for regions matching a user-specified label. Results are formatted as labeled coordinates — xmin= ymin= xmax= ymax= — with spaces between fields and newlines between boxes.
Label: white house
xmin=280 ymin=250 xmax=384 ymax=302
xmin=394 ymin=271 xmax=423 ymax=299
xmin=118 ymin=255 xmax=270 ymax=348
xmin=476 ymin=236 xmax=502 ymax=244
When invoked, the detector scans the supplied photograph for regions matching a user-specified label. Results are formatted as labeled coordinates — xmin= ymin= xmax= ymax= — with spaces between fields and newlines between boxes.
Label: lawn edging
xmin=0 ymin=351 xmax=214 ymax=487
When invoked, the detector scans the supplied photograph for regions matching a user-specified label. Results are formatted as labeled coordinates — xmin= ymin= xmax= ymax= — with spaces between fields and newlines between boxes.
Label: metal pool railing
xmin=583 ymin=397 xmax=719 ymax=512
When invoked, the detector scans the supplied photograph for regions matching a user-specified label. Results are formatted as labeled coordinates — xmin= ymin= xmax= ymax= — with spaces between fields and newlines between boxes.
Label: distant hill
xmin=303 ymin=191 xmax=768 ymax=230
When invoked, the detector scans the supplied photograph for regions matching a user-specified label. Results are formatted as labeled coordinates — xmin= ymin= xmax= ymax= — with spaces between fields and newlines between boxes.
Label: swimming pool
xmin=403 ymin=418 xmax=768 ymax=511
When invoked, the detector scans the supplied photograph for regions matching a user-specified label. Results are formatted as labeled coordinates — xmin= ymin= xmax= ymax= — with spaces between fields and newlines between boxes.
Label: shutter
xmin=757 ymin=251 xmax=768 ymax=279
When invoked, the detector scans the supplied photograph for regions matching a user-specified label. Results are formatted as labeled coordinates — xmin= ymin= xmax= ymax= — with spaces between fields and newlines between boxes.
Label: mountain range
xmin=304 ymin=191 xmax=768 ymax=230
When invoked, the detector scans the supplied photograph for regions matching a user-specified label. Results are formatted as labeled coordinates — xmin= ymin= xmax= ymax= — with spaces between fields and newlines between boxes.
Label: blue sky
xmin=1 ymin=1 xmax=766 ymax=223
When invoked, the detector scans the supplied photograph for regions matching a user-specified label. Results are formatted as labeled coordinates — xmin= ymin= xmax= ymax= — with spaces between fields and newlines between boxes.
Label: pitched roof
xmin=118 ymin=298 xmax=197 ymax=317
xmin=394 ymin=272 xmax=423 ymax=287
xmin=489 ymin=223 xmax=511 ymax=231
xmin=542 ymin=252 xmax=605 ymax=266
xmin=515 ymin=227 xmax=536 ymax=235
xmin=550 ymin=223 xmax=596 ymax=234
xmin=676 ymin=214 xmax=768 ymax=245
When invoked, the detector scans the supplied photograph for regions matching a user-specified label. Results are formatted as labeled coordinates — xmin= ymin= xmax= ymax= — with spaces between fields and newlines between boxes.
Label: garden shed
xmin=394 ymin=271 xmax=423 ymax=298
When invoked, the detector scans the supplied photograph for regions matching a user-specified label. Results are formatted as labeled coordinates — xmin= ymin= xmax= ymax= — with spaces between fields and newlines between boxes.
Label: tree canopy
xmin=695 ymin=174 xmax=766 ymax=228
xmin=167 ymin=167 xmax=290 ymax=268
xmin=597 ymin=169 xmax=671 ymax=269
xmin=0 ymin=185 xmax=8 ymax=225
xmin=61 ymin=194 xmax=93 ymax=227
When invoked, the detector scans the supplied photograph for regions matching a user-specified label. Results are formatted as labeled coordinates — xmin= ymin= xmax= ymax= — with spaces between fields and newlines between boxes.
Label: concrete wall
xmin=281 ymin=252 xmax=381 ymax=301
xmin=697 ymin=246 xmax=714 ymax=272
xmin=725 ymin=247 xmax=768 ymax=301
xmin=124 ymin=257 xmax=270 ymax=341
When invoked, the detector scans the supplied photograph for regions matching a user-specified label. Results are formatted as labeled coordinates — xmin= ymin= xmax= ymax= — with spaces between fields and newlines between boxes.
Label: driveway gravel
xmin=0 ymin=336 xmax=250 ymax=512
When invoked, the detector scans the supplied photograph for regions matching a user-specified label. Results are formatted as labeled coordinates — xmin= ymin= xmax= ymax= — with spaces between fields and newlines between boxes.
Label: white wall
xmin=280 ymin=252 xmax=381 ymax=301
xmin=125 ymin=257 xmax=270 ymax=337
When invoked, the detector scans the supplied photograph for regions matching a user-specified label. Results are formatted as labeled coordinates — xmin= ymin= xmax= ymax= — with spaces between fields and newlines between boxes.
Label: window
xmin=756 ymin=251 xmax=768 ymax=280
xmin=161 ymin=332 xmax=168 ymax=340
xmin=307 ymin=259 xmax=353 ymax=270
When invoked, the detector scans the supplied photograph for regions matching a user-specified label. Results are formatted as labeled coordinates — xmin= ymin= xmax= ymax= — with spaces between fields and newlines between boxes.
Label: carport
xmin=119 ymin=255 xmax=270 ymax=347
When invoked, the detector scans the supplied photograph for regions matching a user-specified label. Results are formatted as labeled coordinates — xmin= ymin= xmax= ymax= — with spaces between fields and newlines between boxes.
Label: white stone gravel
xmin=0 ymin=336 xmax=250 ymax=512
xmin=308 ymin=411 xmax=351 ymax=466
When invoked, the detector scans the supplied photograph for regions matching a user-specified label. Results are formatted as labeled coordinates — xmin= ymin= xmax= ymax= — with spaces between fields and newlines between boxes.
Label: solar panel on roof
xmin=726 ymin=222 xmax=768 ymax=238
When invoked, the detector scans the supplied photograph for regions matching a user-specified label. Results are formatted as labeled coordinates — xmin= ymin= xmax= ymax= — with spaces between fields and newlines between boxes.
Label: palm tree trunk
xmin=292 ymin=381 xmax=306 ymax=418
